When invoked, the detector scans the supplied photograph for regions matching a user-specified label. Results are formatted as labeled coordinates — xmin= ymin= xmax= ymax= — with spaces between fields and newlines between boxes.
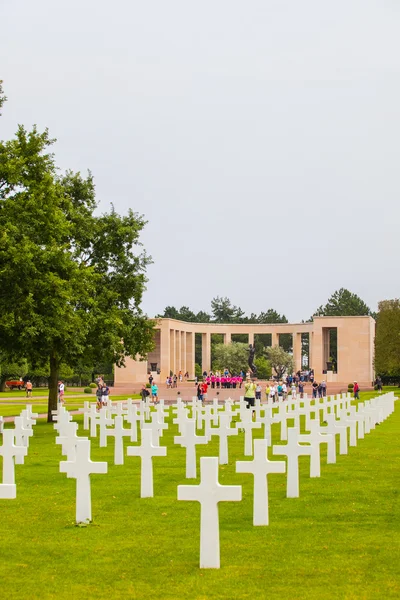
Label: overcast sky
xmin=2 ymin=0 xmax=399 ymax=322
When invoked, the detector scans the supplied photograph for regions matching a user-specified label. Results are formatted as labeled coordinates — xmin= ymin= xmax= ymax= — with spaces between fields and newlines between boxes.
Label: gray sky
xmin=2 ymin=0 xmax=399 ymax=321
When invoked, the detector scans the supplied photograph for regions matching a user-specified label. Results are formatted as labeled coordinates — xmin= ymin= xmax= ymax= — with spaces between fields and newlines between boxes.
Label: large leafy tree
xmin=265 ymin=346 xmax=294 ymax=379
xmin=0 ymin=120 xmax=154 ymax=420
xmin=212 ymin=342 xmax=248 ymax=374
xmin=375 ymin=300 xmax=400 ymax=377
xmin=313 ymin=288 xmax=372 ymax=317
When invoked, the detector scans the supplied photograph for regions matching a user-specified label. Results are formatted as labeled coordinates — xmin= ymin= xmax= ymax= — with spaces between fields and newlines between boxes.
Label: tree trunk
xmin=0 ymin=376 xmax=6 ymax=392
xmin=47 ymin=352 xmax=60 ymax=422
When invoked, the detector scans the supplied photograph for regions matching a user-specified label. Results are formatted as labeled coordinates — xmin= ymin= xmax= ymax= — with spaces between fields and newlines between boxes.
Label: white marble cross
xmin=174 ymin=419 xmax=208 ymax=478
xmin=173 ymin=408 xmax=194 ymax=435
xmin=298 ymin=424 xmax=334 ymax=477
xmin=256 ymin=407 xmax=276 ymax=446
xmin=14 ymin=416 xmax=33 ymax=463
xmin=127 ymin=428 xmax=167 ymax=497
xmin=99 ymin=409 xmax=113 ymax=447
xmin=203 ymin=406 xmax=215 ymax=440
xmin=324 ymin=414 xmax=348 ymax=455
xmin=143 ymin=412 xmax=168 ymax=446
xmin=339 ymin=408 xmax=357 ymax=447
xmin=211 ymin=398 xmax=222 ymax=425
xmin=0 ymin=429 xmax=27 ymax=497
xmin=25 ymin=404 xmax=38 ymax=419
xmin=53 ymin=407 xmax=72 ymax=432
xmin=105 ymin=415 xmax=131 ymax=465
xmin=60 ymin=439 xmax=107 ymax=523
xmin=125 ymin=405 xmax=142 ymax=442
xmin=209 ymin=413 xmax=238 ymax=465
xmin=272 ymin=403 xmax=288 ymax=441
xmin=82 ymin=401 xmax=91 ymax=430
xmin=0 ymin=415 xmax=3 ymax=435
xmin=236 ymin=439 xmax=285 ymax=525
xmin=272 ymin=427 xmax=313 ymax=498
xmin=56 ymin=421 xmax=87 ymax=461
xmin=178 ymin=456 xmax=242 ymax=568
xmin=89 ymin=405 xmax=100 ymax=438
xmin=20 ymin=409 xmax=36 ymax=429
xmin=236 ymin=410 xmax=261 ymax=456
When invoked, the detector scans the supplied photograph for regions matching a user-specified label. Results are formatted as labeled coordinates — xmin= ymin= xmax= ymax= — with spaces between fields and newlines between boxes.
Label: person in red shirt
xmin=353 ymin=381 xmax=360 ymax=400
xmin=201 ymin=381 xmax=208 ymax=405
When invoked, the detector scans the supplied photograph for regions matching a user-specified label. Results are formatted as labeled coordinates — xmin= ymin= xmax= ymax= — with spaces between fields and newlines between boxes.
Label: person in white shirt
xmin=291 ymin=383 xmax=297 ymax=399
xmin=58 ymin=381 xmax=65 ymax=404
xmin=269 ymin=384 xmax=276 ymax=403
xmin=282 ymin=383 xmax=287 ymax=400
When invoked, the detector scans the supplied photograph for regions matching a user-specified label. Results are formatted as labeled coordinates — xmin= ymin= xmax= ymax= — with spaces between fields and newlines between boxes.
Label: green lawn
xmin=0 ymin=392 xmax=399 ymax=599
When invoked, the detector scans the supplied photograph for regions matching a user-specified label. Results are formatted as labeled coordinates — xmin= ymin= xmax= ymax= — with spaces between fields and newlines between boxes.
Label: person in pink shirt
xmin=221 ymin=376 xmax=226 ymax=388
xmin=226 ymin=375 xmax=232 ymax=388
xmin=211 ymin=374 xmax=216 ymax=388
xmin=216 ymin=376 xmax=221 ymax=389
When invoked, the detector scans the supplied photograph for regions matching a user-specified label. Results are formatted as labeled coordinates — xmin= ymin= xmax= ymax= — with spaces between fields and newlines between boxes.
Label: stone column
xmin=175 ymin=330 xmax=181 ymax=374
xmin=169 ymin=329 xmax=175 ymax=376
xmin=311 ymin=325 xmax=323 ymax=381
xmin=248 ymin=332 xmax=254 ymax=346
xmin=181 ymin=331 xmax=186 ymax=374
xmin=272 ymin=332 xmax=279 ymax=347
xmin=224 ymin=332 xmax=231 ymax=345
xmin=293 ymin=332 xmax=302 ymax=373
xmin=308 ymin=332 xmax=313 ymax=371
xmin=202 ymin=332 xmax=211 ymax=374
xmin=186 ymin=332 xmax=195 ymax=378
xmin=160 ymin=325 xmax=171 ymax=381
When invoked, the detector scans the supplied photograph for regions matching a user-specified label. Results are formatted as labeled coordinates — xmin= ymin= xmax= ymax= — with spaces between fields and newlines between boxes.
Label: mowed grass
xmin=0 ymin=395 xmax=141 ymax=417
xmin=0 ymin=392 xmax=399 ymax=599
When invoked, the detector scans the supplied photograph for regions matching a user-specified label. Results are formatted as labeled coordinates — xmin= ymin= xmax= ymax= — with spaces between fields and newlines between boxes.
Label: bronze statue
xmin=248 ymin=344 xmax=257 ymax=376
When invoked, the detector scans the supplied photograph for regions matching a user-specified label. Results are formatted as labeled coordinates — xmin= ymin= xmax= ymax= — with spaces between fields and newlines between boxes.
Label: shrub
xmin=84 ymin=387 xmax=93 ymax=394
xmin=89 ymin=382 xmax=97 ymax=388
xmin=146 ymin=383 xmax=151 ymax=388
xmin=348 ymin=383 xmax=354 ymax=391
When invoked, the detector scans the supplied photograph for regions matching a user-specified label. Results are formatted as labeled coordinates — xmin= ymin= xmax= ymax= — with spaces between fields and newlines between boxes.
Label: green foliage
xmin=212 ymin=342 xmax=248 ymax=374
xmin=265 ymin=346 xmax=294 ymax=379
xmin=158 ymin=299 xmax=287 ymax=325
xmin=0 ymin=353 xmax=28 ymax=391
xmin=254 ymin=356 xmax=272 ymax=379
xmin=195 ymin=363 xmax=203 ymax=379
xmin=157 ymin=306 xmax=210 ymax=323
xmin=211 ymin=296 xmax=245 ymax=323
xmin=375 ymin=299 xmax=400 ymax=376
xmin=83 ymin=387 xmax=93 ymax=393
xmin=313 ymin=288 xmax=372 ymax=317
xmin=0 ymin=123 xmax=154 ymax=420
xmin=348 ymin=383 xmax=354 ymax=391
xmin=89 ymin=383 xmax=97 ymax=388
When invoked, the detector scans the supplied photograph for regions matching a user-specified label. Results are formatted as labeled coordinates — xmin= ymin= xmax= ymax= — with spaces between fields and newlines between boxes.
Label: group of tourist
xmin=198 ymin=370 xmax=244 ymax=389
xmin=94 ymin=375 xmax=111 ymax=409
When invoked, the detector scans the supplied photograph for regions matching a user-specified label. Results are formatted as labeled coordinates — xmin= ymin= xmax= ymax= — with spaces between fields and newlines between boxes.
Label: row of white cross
xmin=0 ymin=392 xmax=396 ymax=568
xmin=0 ymin=406 xmax=37 ymax=498
xmin=56 ymin=391 xmax=395 ymax=567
